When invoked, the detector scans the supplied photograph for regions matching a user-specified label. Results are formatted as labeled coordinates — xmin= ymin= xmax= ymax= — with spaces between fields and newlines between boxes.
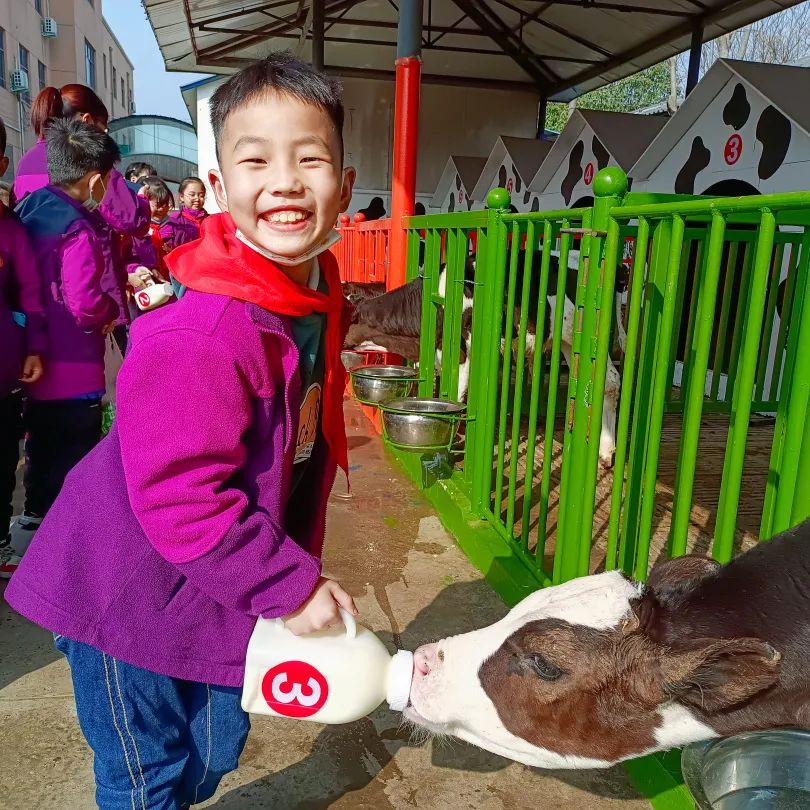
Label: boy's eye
xmin=240 ymin=157 xmax=267 ymax=166
xmin=301 ymin=156 xmax=328 ymax=164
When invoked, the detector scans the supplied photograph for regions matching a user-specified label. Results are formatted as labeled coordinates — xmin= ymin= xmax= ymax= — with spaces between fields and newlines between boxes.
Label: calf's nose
xmin=414 ymin=644 xmax=439 ymax=676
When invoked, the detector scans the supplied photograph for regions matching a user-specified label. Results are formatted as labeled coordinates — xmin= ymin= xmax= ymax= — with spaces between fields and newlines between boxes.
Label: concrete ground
xmin=0 ymin=401 xmax=647 ymax=809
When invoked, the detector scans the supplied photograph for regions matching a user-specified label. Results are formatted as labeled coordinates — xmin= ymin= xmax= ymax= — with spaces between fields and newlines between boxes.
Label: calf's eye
xmin=525 ymin=653 xmax=565 ymax=682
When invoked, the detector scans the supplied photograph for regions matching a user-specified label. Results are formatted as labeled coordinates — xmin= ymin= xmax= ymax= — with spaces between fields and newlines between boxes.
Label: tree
xmin=544 ymin=62 xmax=671 ymax=133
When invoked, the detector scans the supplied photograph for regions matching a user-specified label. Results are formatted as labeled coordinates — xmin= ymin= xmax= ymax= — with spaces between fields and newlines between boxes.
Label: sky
xmin=103 ymin=1 xmax=209 ymax=123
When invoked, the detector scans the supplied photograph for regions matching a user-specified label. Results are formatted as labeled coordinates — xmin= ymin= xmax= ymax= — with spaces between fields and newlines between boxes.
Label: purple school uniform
xmin=5 ymin=289 xmax=336 ymax=686
xmin=15 ymin=186 xmax=117 ymax=400
xmin=0 ymin=205 xmax=46 ymax=396
xmin=14 ymin=140 xmax=150 ymax=325
xmin=160 ymin=207 xmax=207 ymax=251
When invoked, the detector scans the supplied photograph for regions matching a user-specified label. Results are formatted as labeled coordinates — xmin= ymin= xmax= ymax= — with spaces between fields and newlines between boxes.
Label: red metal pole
xmin=387 ymin=55 xmax=421 ymax=291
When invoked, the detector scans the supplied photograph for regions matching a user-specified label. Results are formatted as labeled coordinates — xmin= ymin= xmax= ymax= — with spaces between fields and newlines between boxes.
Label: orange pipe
xmin=387 ymin=56 xmax=421 ymax=291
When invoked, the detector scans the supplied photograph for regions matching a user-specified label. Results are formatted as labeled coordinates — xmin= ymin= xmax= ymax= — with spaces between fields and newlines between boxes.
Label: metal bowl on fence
xmin=381 ymin=398 xmax=466 ymax=452
xmin=682 ymin=730 xmax=810 ymax=809
xmin=350 ymin=365 xmax=419 ymax=405
xmin=341 ymin=350 xmax=365 ymax=371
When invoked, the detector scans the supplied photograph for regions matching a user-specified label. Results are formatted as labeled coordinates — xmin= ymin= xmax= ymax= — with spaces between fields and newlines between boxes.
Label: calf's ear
xmin=647 ymin=555 xmax=721 ymax=591
xmin=663 ymin=637 xmax=781 ymax=714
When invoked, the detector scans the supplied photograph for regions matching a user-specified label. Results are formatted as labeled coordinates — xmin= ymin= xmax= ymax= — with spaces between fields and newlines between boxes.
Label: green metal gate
xmin=400 ymin=167 xmax=810 ymax=590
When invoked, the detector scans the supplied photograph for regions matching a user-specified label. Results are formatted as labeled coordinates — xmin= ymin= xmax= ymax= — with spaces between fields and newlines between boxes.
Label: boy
xmin=6 ymin=119 xmax=119 ymax=576
xmin=6 ymin=53 xmax=359 ymax=808
xmin=0 ymin=116 xmax=45 ymax=577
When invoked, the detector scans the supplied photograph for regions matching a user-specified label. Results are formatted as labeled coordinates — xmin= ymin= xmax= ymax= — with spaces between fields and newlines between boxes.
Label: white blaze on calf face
xmin=407 ymin=572 xmax=646 ymax=768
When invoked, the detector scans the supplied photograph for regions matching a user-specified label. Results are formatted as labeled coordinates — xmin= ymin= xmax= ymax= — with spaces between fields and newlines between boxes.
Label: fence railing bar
xmin=754 ymin=243 xmax=784 ymax=402
xmin=769 ymin=241 xmax=800 ymax=404
xmin=606 ymin=216 xmax=650 ymax=571
xmin=713 ymin=211 xmax=777 ymax=562
xmin=725 ymin=242 xmax=754 ymax=415
xmin=710 ymin=241 xmax=738 ymax=403
xmin=669 ymin=212 xmax=727 ymax=558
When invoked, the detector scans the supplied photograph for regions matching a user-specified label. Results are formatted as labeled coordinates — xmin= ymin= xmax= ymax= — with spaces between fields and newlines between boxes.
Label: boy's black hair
xmin=210 ymin=51 xmax=344 ymax=161
xmin=125 ymin=161 xmax=157 ymax=181
xmin=179 ymin=176 xmax=205 ymax=194
xmin=46 ymin=118 xmax=120 ymax=187
xmin=0 ymin=116 xmax=6 ymax=156
xmin=140 ymin=175 xmax=174 ymax=208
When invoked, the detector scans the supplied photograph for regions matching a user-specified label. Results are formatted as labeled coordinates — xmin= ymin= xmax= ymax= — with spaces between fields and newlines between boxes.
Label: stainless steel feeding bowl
xmin=682 ymin=730 xmax=810 ymax=809
xmin=350 ymin=365 xmax=418 ymax=405
xmin=340 ymin=350 xmax=365 ymax=371
xmin=381 ymin=398 xmax=466 ymax=451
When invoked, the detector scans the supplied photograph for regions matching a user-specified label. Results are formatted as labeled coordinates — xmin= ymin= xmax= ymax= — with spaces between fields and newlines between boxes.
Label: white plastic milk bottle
xmin=241 ymin=608 xmax=413 ymax=723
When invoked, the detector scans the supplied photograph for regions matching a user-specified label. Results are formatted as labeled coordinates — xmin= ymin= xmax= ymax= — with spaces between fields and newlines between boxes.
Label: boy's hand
xmin=128 ymin=267 xmax=154 ymax=289
xmin=20 ymin=354 xmax=44 ymax=384
xmin=283 ymin=577 xmax=359 ymax=636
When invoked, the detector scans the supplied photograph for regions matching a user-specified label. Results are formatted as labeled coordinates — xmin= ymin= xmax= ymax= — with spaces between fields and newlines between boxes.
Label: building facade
xmin=109 ymin=114 xmax=197 ymax=196
xmin=0 ymin=0 xmax=134 ymax=180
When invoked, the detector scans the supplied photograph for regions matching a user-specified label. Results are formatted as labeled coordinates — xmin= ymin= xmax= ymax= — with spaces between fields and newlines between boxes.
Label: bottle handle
xmin=272 ymin=607 xmax=357 ymax=640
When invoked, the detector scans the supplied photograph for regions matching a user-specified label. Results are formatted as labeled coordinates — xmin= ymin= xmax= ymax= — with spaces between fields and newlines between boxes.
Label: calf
xmin=407 ymin=519 xmax=810 ymax=768
xmin=343 ymin=252 xmax=628 ymax=463
xmin=341 ymin=281 xmax=386 ymax=305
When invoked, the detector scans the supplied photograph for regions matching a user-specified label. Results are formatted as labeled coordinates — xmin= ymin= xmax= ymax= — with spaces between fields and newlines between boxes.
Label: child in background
xmin=0 ymin=117 xmax=45 ymax=578
xmin=125 ymin=176 xmax=174 ymax=305
xmin=6 ymin=53 xmax=357 ymax=807
xmin=8 ymin=120 xmax=120 ymax=576
xmin=0 ymin=181 xmax=15 ymax=209
xmin=160 ymin=175 xmax=208 ymax=251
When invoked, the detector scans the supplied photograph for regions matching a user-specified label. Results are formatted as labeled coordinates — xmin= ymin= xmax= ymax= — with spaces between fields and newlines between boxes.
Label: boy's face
xmin=210 ymin=92 xmax=354 ymax=268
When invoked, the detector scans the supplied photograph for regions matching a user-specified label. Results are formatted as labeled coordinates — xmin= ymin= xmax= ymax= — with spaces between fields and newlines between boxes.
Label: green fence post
xmin=669 ymin=211 xmax=726 ymax=557
xmin=470 ymin=188 xmax=510 ymax=514
xmin=555 ymin=168 xmax=627 ymax=582
xmin=713 ymin=211 xmax=775 ymax=562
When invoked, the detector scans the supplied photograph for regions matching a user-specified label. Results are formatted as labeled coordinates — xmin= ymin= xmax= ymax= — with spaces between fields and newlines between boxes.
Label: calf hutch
xmin=529 ymin=109 xmax=667 ymax=210
xmin=471 ymin=136 xmax=555 ymax=213
xmin=430 ymin=156 xmax=487 ymax=214
xmin=631 ymin=59 xmax=810 ymax=197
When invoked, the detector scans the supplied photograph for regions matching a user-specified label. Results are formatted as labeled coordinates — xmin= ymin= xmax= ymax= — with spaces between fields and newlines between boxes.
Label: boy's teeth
xmin=269 ymin=211 xmax=306 ymax=223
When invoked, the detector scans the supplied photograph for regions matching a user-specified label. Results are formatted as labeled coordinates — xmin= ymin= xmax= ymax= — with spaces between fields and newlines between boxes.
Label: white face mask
xmin=234 ymin=227 xmax=341 ymax=267
xmin=83 ymin=177 xmax=106 ymax=212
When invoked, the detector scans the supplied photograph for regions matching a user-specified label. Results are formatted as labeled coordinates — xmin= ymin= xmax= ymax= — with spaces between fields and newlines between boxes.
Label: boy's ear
xmin=209 ymin=169 xmax=228 ymax=213
xmin=339 ymin=166 xmax=356 ymax=214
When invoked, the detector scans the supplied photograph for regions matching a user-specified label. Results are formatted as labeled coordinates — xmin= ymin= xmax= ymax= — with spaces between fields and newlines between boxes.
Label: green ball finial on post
xmin=487 ymin=187 xmax=511 ymax=210
xmin=592 ymin=167 xmax=628 ymax=199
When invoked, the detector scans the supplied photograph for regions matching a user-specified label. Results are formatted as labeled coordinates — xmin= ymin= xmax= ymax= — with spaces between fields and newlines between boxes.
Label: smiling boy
xmin=6 ymin=53 xmax=360 ymax=808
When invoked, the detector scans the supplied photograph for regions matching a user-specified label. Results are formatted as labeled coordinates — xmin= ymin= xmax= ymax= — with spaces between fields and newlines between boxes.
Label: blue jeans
xmin=54 ymin=635 xmax=250 ymax=809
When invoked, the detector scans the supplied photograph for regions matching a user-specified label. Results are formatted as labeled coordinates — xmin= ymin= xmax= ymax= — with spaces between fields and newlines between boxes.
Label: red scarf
xmin=166 ymin=213 xmax=348 ymax=476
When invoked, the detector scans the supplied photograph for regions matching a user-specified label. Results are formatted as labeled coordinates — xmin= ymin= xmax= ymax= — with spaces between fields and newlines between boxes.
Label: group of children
xmin=3 ymin=53 xmax=362 ymax=809
xmin=0 ymin=80 xmax=208 ymax=580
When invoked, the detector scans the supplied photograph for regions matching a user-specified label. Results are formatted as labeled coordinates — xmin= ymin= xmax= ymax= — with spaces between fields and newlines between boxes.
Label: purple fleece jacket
xmin=16 ymin=186 xmax=119 ymax=400
xmin=160 ymin=207 xmax=207 ymax=252
xmin=5 ymin=289 xmax=335 ymax=686
xmin=0 ymin=205 xmax=47 ymax=396
xmin=14 ymin=140 xmax=150 ymax=325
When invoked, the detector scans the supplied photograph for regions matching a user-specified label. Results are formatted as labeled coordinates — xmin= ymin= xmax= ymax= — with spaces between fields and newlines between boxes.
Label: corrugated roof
xmin=143 ymin=0 xmax=804 ymax=101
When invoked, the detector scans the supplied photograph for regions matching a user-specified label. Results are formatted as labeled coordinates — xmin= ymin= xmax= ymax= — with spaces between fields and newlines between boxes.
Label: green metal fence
xmin=400 ymin=168 xmax=810 ymax=592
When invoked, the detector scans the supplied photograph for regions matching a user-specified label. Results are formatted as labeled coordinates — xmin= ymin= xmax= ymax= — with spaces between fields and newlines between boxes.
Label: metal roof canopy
xmin=144 ymin=0 xmax=802 ymax=101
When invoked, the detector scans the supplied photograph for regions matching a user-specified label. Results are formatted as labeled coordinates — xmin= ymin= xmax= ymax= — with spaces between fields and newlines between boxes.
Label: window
xmin=112 ymin=65 xmax=117 ymax=97
xmin=38 ymin=60 xmax=46 ymax=91
xmin=19 ymin=45 xmax=30 ymax=103
xmin=35 ymin=0 xmax=43 ymax=14
xmin=0 ymin=29 xmax=5 ymax=89
xmin=103 ymin=53 xmax=107 ymax=87
xmin=128 ymin=89 xmax=133 ymax=114
xmin=121 ymin=77 xmax=125 ymax=105
xmin=84 ymin=40 xmax=96 ymax=89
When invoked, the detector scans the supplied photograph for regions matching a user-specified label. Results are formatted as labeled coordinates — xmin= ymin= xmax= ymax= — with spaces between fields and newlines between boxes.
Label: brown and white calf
xmin=408 ymin=519 xmax=810 ymax=768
